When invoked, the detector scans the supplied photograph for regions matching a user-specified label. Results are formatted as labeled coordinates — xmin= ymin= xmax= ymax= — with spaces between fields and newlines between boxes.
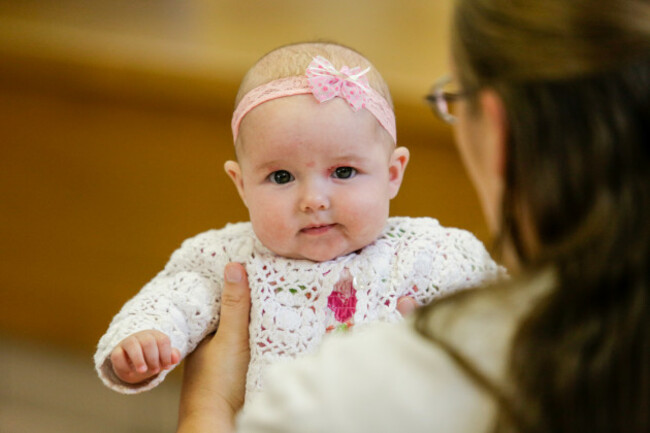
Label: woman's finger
xmin=397 ymin=295 xmax=418 ymax=316
xmin=218 ymin=262 xmax=252 ymax=349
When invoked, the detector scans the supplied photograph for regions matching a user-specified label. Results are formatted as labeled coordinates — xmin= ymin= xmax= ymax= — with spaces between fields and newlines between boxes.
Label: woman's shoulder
xmin=239 ymin=322 xmax=477 ymax=432
xmin=419 ymin=269 xmax=555 ymax=379
xmin=239 ymin=318 xmax=496 ymax=433
xmin=238 ymin=270 xmax=554 ymax=433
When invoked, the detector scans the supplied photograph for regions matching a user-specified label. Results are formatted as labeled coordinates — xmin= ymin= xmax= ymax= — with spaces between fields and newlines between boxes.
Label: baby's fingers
xmin=120 ymin=335 xmax=148 ymax=373
xmin=171 ymin=348 xmax=181 ymax=366
xmin=155 ymin=335 xmax=181 ymax=370
xmin=137 ymin=332 xmax=163 ymax=373
xmin=110 ymin=346 xmax=136 ymax=377
xmin=110 ymin=331 xmax=179 ymax=384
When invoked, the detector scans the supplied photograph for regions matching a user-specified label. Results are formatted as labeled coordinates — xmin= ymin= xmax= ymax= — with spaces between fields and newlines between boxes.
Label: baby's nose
xmin=299 ymin=184 xmax=330 ymax=212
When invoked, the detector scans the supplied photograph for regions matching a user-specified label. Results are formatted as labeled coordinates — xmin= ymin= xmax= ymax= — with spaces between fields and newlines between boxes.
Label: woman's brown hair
xmin=420 ymin=0 xmax=650 ymax=431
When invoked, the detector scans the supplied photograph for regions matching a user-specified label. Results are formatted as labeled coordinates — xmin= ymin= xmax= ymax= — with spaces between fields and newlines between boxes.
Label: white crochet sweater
xmin=95 ymin=217 xmax=504 ymax=397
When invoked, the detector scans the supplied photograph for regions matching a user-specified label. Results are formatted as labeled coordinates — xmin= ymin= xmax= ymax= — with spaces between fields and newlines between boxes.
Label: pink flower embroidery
xmin=327 ymin=269 xmax=357 ymax=323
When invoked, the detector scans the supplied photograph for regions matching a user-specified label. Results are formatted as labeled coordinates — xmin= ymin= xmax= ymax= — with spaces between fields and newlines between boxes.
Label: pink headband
xmin=231 ymin=56 xmax=397 ymax=143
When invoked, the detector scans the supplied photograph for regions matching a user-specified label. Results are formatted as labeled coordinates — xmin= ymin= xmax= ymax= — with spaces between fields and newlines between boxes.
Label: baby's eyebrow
xmin=248 ymin=153 xmax=369 ymax=172
xmin=330 ymin=154 xmax=368 ymax=164
xmin=251 ymin=159 xmax=286 ymax=172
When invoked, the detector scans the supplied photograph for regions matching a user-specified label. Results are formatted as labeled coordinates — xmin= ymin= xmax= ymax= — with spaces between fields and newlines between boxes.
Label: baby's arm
xmin=95 ymin=271 xmax=219 ymax=393
xmin=110 ymin=330 xmax=181 ymax=384
xmin=392 ymin=217 xmax=505 ymax=305
xmin=95 ymin=225 xmax=252 ymax=393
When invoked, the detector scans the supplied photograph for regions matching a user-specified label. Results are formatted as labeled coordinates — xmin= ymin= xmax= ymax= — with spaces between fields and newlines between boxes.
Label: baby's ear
xmin=388 ymin=147 xmax=410 ymax=199
xmin=224 ymin=161 xmax=247 ymax=206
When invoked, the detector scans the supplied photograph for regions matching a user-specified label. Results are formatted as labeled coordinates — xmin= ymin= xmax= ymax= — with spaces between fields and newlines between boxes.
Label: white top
xmin=95 ymin=217 xmax=504 ymax=396
xmin=237 ymin=270 xmax=554 ymax=433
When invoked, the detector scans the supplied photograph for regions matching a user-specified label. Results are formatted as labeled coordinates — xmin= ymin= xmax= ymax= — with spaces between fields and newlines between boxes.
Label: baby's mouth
xmin=300 ymin=224 xmax=336 ymax=235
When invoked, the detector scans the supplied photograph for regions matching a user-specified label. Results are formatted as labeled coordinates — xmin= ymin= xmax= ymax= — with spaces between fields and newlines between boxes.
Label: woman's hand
xmin=177 ymin=262 xmax=251 ymax=433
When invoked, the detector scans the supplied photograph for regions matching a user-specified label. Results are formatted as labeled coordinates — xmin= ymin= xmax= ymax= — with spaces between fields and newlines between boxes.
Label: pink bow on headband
xmin=306 ymin=56 xmax=372 ymax=111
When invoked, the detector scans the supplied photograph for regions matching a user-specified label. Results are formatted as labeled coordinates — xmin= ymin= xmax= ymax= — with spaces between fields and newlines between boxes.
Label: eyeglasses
xmin=425 ymin=75 xmax=475 ymax=124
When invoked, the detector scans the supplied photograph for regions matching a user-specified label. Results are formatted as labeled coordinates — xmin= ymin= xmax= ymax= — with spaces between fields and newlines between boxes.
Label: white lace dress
xmin=94 ymin=217 xmax=505 ymax=397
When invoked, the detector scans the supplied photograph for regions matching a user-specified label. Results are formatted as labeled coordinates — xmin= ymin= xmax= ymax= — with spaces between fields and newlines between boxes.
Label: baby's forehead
xmin=238 ymin=96 xmax=391 ymax=145
xmin=236 ymin=133 xmax=393 ymax=168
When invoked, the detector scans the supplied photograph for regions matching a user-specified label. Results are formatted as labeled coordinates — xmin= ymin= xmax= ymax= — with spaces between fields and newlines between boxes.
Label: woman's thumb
xmin=219 ymin=262 xmax=251 ymax=342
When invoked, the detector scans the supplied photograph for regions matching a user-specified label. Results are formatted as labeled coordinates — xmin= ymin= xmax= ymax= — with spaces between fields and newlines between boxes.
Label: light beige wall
xmin=0 ymin=0 xmax=488 ymax=354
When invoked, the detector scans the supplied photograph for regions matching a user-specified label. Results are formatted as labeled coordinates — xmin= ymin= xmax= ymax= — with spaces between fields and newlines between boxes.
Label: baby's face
xmin=227 ymin=95 xmax=408 ymax=262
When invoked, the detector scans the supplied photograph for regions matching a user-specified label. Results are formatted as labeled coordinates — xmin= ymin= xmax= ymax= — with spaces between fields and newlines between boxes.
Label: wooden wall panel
xmin=0 ymin=83 xmax=243 ymax=350
xmin=0 ymin=80 xmax=487 ymax=354
xmin=0 ymin=0 xmax=489 ymax=354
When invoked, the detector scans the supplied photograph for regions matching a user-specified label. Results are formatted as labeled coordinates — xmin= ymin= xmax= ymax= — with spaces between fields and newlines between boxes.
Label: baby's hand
xmin=110 ymin=330 xmax=181 ymax=384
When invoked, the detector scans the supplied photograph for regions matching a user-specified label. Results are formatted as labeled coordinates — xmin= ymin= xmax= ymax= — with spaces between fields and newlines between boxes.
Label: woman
xmin=177 ymin=0 xmax=650 ymax=431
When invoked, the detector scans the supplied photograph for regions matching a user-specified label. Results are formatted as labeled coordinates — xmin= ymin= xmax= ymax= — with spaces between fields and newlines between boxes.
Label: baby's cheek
xmin=349 ymin=187 xmax=388 ymax=216
xmin=251 ymin=208 xmax=292 ymax=246
xmin=250 ymin=197 xmax=285 ymax=227
xmin=346 ymin=198 xmax=389 ymax=238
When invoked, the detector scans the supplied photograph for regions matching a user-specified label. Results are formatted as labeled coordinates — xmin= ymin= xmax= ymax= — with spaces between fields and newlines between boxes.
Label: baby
xmin=95 ymin=42 xmax=504 ymax=397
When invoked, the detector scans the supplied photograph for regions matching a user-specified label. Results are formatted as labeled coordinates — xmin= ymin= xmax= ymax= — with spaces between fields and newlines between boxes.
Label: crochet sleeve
xmin=94 ymin=223 xmax=252 ymax=394
xmin=389 ymin=217 xmax=506 ymax=305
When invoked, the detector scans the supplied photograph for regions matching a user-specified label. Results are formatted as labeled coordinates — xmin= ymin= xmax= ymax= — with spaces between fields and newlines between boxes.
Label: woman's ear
xmin=474 ymin=89 xmax=508 ymax=235
xmin=479 ymin=90 xmax=508 ymax=179
xmin=224 ymin=160 xmax=247 ymax=207
xmin=387 ymin=146 xmax=410 ymax=199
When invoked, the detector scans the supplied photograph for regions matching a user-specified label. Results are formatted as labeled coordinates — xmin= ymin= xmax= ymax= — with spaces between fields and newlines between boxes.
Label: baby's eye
xmin=269 ymin=170 xmax=294 ymax=184
xmin=332 ymin=167 xmax=357 ymax=179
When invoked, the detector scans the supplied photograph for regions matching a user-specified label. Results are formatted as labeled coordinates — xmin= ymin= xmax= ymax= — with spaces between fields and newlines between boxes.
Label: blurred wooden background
xmin=0 ymin=0 xmax=486 ymax=356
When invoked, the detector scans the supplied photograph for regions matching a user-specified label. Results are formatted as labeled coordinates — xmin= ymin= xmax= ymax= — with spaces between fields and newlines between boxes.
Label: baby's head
xmin=225 ymin=42 xmax=409 ymax=262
